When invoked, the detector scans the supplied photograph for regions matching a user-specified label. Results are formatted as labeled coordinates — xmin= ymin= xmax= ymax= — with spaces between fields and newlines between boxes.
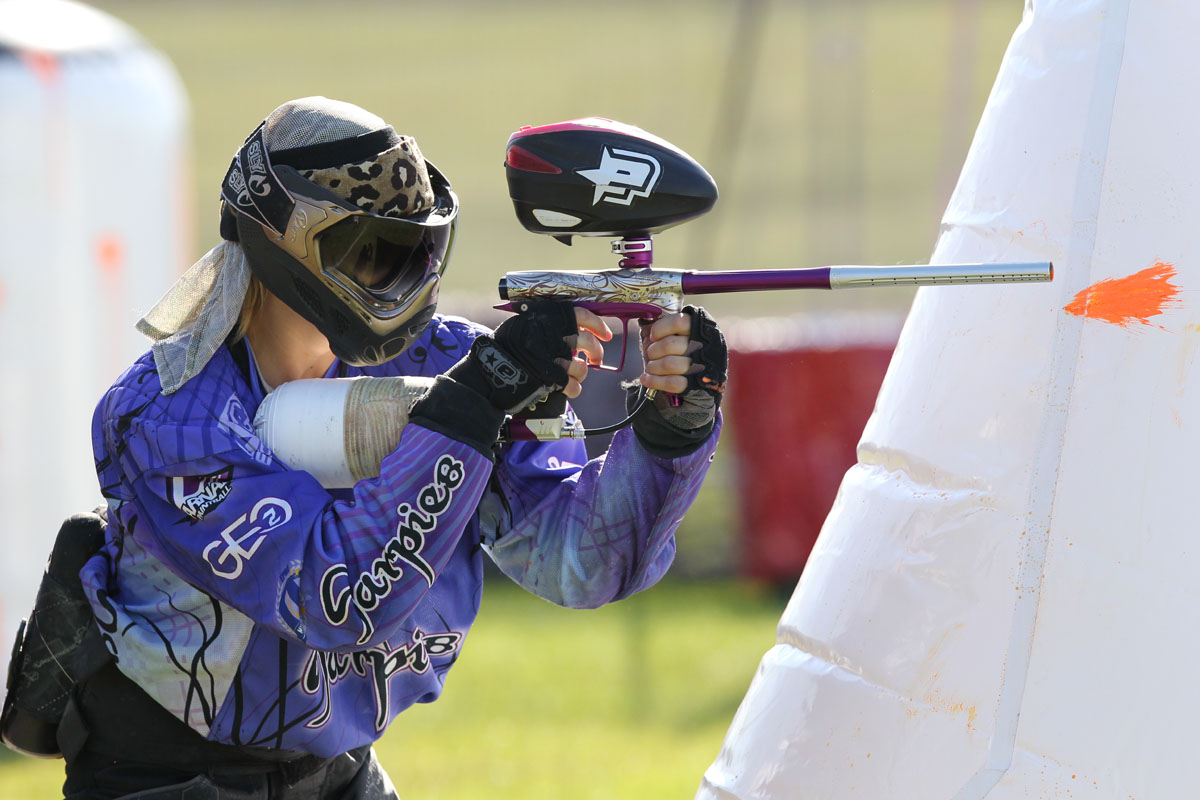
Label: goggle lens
xmin=318 ymin=214 xmax=453 ymax=305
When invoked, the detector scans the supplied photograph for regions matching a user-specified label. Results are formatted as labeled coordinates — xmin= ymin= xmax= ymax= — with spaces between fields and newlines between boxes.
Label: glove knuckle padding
xmin=447 ymin=300 xmax=578 ymax=416
xmin=492 ymin=300 xmax=577 ymax=385
xmin=683 ymin=304 xmax=728 ymax=396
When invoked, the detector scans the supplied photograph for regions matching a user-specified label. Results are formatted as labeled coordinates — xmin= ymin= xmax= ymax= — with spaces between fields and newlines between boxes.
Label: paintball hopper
xmin=505 ymin=117 xmax=718 ymax=244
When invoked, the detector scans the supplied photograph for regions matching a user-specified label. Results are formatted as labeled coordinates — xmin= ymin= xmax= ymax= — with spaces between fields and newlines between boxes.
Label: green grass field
xmin=0 ymin=580 xmax=784 ymax=798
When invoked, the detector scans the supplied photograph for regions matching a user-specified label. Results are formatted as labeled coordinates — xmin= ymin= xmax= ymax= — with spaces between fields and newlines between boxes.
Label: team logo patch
xmin=320 ymin=454 xmax=465 ymax=645
xmin=577 ymin=146 xmax=662 ymax=206
xmin=169 ymin=467 xmax=233 ymax=522
xmin=477 ymin=341 xmax=523 ymax=389
xmin=203 ymin=497 xmax=293 ymax=580
xmin=278 ymin=562 xmax=307 ymax=641
xmin=301 ymin=628 xmax=464 ymax=731
xmin=219 ymin=394 xmax=273 ymax=466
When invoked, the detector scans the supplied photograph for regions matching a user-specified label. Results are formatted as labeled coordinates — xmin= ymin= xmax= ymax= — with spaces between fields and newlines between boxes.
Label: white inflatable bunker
xmin=700 ymin=1 xmax=1200 ymax=798
xmin=0 ymin=1 xmax=188 ymax=676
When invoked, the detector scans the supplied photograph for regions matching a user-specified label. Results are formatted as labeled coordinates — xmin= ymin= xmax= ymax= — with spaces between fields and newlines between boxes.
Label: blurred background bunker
xmin=0 ymin=0 xmax=189 ymax=680
xmin=725 ymin=312 xmax=904 ymax=584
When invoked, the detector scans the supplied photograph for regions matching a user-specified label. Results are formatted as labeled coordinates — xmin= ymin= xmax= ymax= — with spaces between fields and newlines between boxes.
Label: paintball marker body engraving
xmin=498 ymin=268 xmax=687 ymax=317
xmin=498 ymin=262 xmax=1053 ymax=318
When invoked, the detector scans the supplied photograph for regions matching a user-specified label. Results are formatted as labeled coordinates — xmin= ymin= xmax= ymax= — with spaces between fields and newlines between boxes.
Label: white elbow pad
xmin=253 ymin=376 xmax=434 ymax=488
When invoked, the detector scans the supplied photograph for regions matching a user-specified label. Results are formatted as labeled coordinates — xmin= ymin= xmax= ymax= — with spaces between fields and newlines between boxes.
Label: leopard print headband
xmin=299 ymin=135 xmax=436 ymax=219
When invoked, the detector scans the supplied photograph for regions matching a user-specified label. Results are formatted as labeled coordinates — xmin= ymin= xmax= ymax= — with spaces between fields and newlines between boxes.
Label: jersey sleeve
xmin=98 ymin=385 xmax=493 ymax=653
xmin=480 ymin=416 xmax=721 ymax=608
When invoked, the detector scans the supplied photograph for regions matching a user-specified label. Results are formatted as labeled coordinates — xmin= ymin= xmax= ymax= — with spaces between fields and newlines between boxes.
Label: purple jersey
xmin=81 ymin=315 xmax=717 ymax=757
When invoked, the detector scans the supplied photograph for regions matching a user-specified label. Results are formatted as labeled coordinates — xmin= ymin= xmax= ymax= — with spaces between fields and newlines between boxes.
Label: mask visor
xmin=317 ymin=213 xmax=454 ymax=311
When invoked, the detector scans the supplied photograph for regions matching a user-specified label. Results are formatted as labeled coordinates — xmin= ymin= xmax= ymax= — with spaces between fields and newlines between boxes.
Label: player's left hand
xmin=638 ymin=307 xmax=727 ymax=402
xmin=629 ymin=305 xmax=727 ymax=457
xmin=639 ymin=311 xmax=696 ymax=394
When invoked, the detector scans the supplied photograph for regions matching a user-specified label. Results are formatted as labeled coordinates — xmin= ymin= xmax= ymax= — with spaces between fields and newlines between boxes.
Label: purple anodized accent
xmin=574 ymin=300 xmax=663 ymax=319
xmin=680 ymin=267 xmax=834 ymax=294
xmin=615 ymin=237 xmax=655 ymax=269
xmin=503 ymin=419 xmax=539 ymax=441
xmin=493 ymin=300 xmax=662 ymax=319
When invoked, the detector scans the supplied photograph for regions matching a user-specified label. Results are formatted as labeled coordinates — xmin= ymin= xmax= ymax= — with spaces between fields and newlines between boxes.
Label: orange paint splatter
xmin=20 ymin=51 xmax=59 ymax=84
xmin=1064 ymin=261 xmax=1181 ymax=328
xmin=96 ymin=234 xmax=124 ymax=277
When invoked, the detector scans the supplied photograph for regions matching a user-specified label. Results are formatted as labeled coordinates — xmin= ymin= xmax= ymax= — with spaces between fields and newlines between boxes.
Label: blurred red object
xmin=725 ymin=314 xmax=903 ymax=582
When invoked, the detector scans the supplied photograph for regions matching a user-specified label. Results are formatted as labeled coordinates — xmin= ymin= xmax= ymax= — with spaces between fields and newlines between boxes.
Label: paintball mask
xmin=219 ymin=97 xmax=458 ymax=366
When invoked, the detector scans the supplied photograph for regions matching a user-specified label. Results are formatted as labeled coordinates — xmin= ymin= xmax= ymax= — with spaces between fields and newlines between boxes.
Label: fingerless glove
xmin=410 ymin=301 xmax=578 ymax=455
xmin=630 ymin=305 xmax=727 ymax=458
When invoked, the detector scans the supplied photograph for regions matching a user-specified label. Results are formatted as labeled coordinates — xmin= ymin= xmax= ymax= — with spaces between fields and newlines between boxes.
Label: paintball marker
xmin=497 ymin=118 xmax=1052 ymax=441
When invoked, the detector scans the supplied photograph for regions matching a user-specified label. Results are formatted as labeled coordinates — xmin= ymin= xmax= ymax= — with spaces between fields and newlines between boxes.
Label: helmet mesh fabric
xmin=262 ymin=96 xmax=387 ymax=150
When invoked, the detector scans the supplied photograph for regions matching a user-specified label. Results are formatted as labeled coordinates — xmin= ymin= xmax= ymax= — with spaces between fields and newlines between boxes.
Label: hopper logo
xmin=169 ymin=467 xmax=233 ymax=522
xmin=577 ymin=146 xmax=662 ymax=206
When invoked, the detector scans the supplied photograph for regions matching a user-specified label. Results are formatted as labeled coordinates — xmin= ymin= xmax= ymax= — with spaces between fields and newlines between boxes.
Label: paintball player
xmin=53 ymin=97 xmax=727 ymax=798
